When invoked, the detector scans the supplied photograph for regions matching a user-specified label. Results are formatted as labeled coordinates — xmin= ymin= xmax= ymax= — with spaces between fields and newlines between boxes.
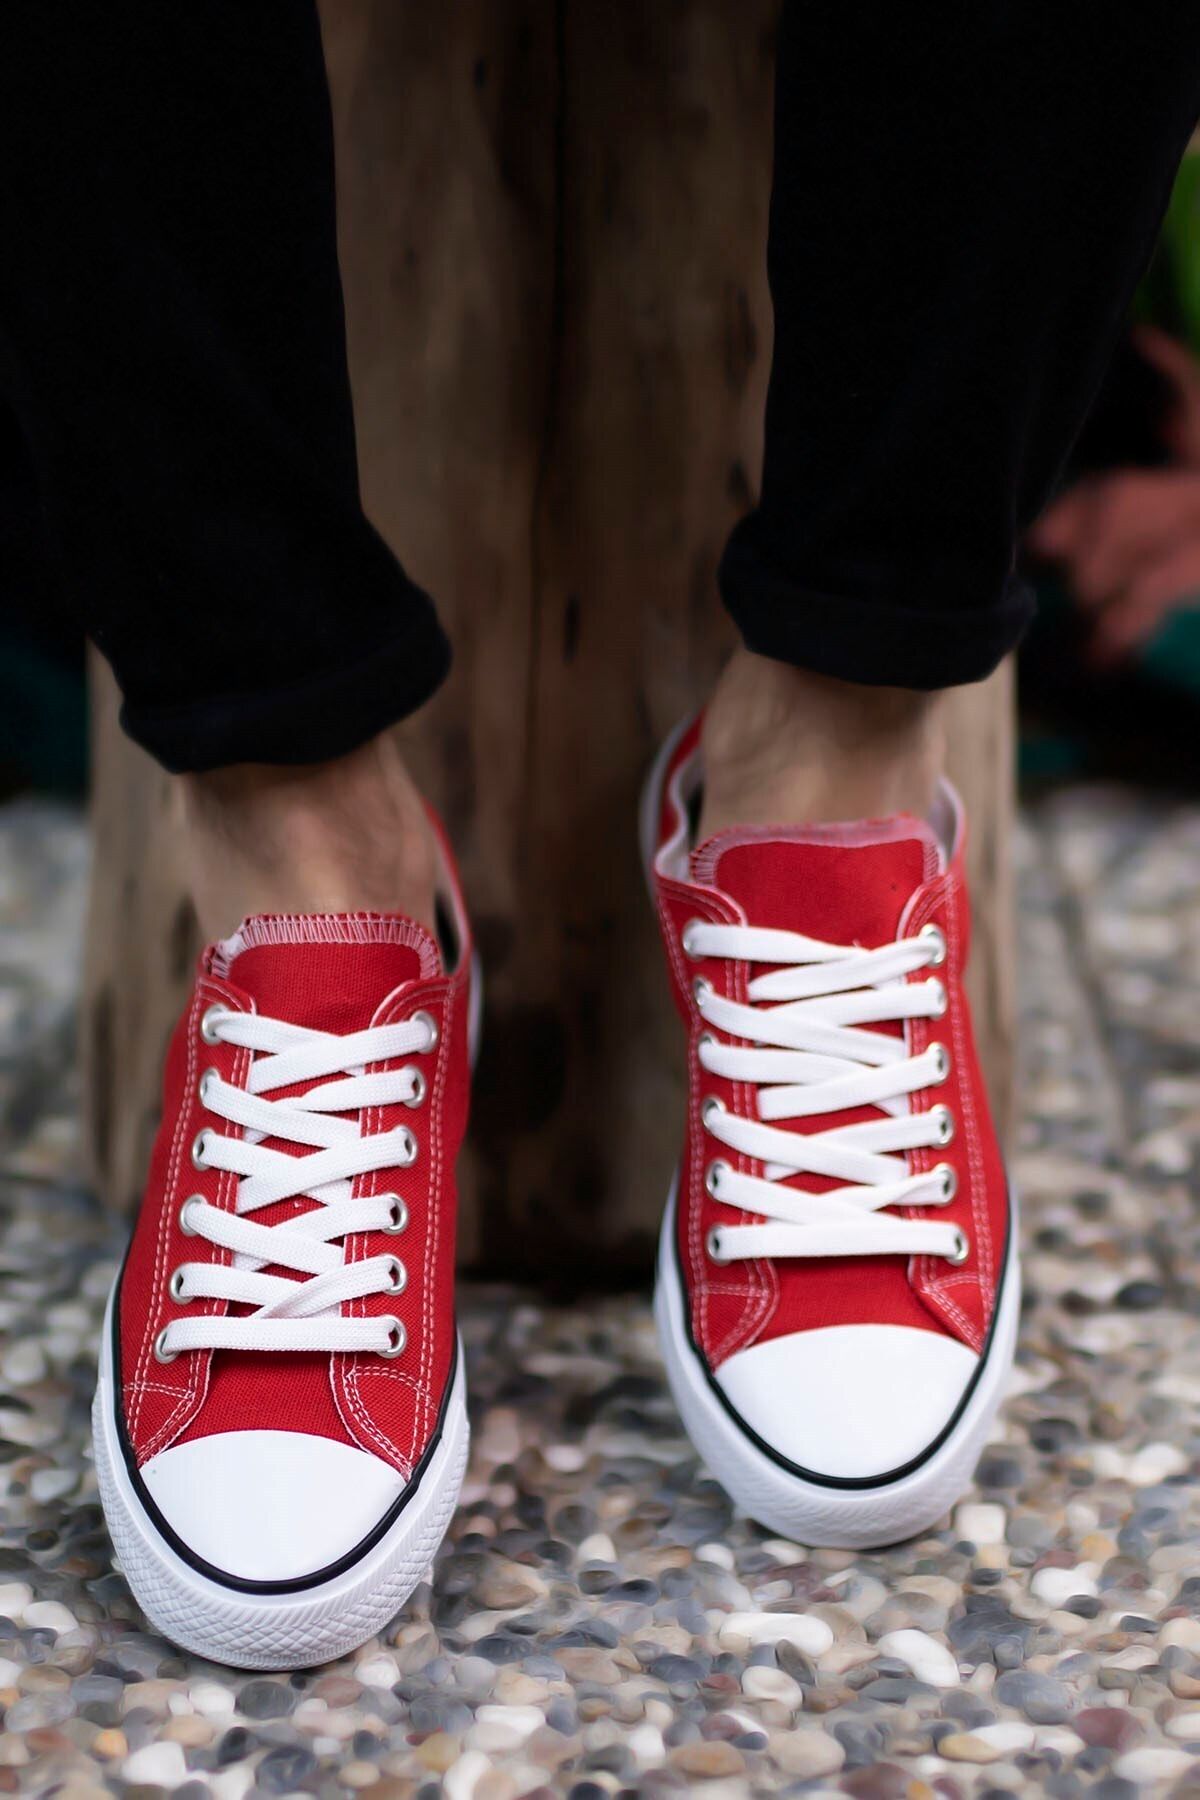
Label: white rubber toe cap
xmin=714 ymin=1323 xmax=979 ymax=1483
xmin=140 ymin=1431 xmax=406 ymax=1583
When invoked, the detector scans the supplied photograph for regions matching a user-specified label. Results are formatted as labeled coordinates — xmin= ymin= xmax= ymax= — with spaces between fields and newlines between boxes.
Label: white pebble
xmin=1105 ymin=1645 xmax=1159 ymax=1670
xmin=354 ymin=1653 xmax=399 ymax=1689
xmin=469 ymin=1721 xmax=526 ymax=1754
xmin=741 ymin=1666 xmax=803 ymax=1707
xmin=761 ymin=1539 xmax=807 ymax=1563
xmin=29 ymin=1469 xmax=76 ymax=1504
xmin=1036 ymin=1728 xmax=1086 ymax=1758
xmin=1128 ymin=1441 xmax=1189 ymax=1485
xmin=577 ymin=1533 xmax=616 ymax=1564
xmin=1065 ymin=1500 xmax=1099 ymax=1536
xmin=696 ymin=1542 xmax=735 ymax=1569
xmin=1030 ymin=1566 xmax=1098 ymax=1606
xmin=209 ymin=1765 xmax=255 ymax=1800
xmin=779 ymin=1731 xmax=846 ymax=1778
xmin=1166 ymin=1710 xmax=1200 ymax=1739
xmin=444 ymin=1749 xmax=492 ymax=1800
xmin=189 ymin=1680 xmax=236 ymax=1716
xmin=1 ymin=1343 xmax=46 ymax=1386
xmin=122 ymin=1743 xmax=188 ymax=1787
xmin=478 ymin=1407 xmax=521 ymax=1462
xmin=1114 ymin=1747 xmax=1196 ymax=1782
xmin=0 ymin=1584 xmax=30 ymax=1621
xmin=719 ymin=1612 xmax=833 ymax=1656
xmin=954 ymin=1502 xmax=1007 ymax=1546
xmin=971 ymin=1721 xmax=1036 ymax=1753
xmin=876 ymin=1629 xmax=959 ymax=1689
xmin=473 ymin=1704 xmax=543 ymax=1745
xmin=543 ymin=1443 xmax=585 ymax=1472
xmin=21 ymin=1601 xmax=76 ymax=1635
xmin=628 ymin=1722 xmax=665 ymax=1767
xmin=1162 ymin=1617 xmax=1200 ymax=1652
xmin=0 ymin=1659 xmax=21 ymax=1687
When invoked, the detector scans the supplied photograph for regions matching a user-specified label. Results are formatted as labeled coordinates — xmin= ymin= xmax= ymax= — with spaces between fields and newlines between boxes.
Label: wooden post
xmin=82 ymin=0 xmax=1015 ymax=1281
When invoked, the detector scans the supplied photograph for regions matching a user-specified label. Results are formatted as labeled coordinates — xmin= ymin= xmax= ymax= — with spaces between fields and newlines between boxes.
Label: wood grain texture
xmin=82 ymin=0 xmax=1015 ymax=1280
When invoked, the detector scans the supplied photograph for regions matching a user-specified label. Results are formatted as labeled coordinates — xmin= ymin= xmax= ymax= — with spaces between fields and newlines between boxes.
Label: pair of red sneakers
xmin=93 ymin=720 xmax=1017 ymax=1667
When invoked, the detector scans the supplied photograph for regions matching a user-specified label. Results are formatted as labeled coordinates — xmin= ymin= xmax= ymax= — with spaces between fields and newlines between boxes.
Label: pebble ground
xmin=3 ymin=790 xmax=1200 ymax=1799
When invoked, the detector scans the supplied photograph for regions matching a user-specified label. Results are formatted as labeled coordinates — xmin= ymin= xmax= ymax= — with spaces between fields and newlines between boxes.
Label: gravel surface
xmin=3 ymin=789 xmax=1200 ymax=1798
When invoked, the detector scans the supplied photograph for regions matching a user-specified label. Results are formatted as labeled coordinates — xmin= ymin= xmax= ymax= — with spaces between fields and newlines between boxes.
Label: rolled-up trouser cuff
xmin=719 ymin=535 xmax=1034 ymax=691
xmin=118 ymin=604 xmax=452 ymax=774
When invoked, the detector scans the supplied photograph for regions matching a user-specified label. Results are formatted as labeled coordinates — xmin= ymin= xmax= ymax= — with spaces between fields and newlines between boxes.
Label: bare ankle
xmin=179 ymin=734 xmax=439 ymax=941
xmin=699 ymin=649 xmax=947 ymax=837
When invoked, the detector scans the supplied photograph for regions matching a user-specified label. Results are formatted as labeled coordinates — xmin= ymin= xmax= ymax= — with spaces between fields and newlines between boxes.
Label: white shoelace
xmin=684 ymin=918 xmax=968 ymax=1265
xmin=154 ymin=1004 xmax=436 ymax=1363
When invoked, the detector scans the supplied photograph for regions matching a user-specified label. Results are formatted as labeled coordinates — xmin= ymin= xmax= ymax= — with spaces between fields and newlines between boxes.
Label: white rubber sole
xmin=93 ymin=1284 xmax=469 ymax=1669
xmin=654 ymin=1178 xmax=1020 ymax=1549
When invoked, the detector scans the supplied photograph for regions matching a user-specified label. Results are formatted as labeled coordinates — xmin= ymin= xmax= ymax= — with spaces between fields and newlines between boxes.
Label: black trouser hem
xmin=718 ymin=538 xmax=1035 ymax=691
xmin=119 ymin=609 xmax=452 ymax=774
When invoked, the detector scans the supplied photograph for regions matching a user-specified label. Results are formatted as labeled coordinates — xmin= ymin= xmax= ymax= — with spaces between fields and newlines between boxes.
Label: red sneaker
xmin=644 ymin=718 xmax=1018 ymax=1548
xmin=93 ymin=832 xmax=475 ymax=1668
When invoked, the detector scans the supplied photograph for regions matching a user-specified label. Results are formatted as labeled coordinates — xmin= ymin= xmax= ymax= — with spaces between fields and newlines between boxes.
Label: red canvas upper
xmin=118 ymin=879 xmax=472 ymax=1483
xmin=650 ymin=718 xmax=1008 ymax=1372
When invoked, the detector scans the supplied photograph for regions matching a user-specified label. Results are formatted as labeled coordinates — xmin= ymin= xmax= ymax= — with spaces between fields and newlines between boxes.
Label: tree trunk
xmin=81 ymin=0 xmax=1015 ymax=1283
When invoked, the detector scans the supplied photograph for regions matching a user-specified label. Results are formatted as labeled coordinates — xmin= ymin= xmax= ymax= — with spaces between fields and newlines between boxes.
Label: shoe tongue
xmin=212 ymin=912 xmax=440 ymax=1034
xmin=692 ymin=817 xmax=943 ymax=945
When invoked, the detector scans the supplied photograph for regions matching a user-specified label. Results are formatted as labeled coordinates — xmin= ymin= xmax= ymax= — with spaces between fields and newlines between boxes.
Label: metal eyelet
xmin=947 ymin=1227 xmax=970 ymax=1265
xmin=379 ymin=1317 xmax=407 ymax=1358
xmin=153 ymin=1328 xmax=178 ymax=1364
xmin=412 ymin=1010 xmax=439 ymax=1050
xmin=386 ymin=1257 xmax=408 ymax=1295
xmin=692 ymin=975 xmax=712 ymax=1007
xmin=705 ymin=1160 xmax=729 ymax=1199
xmin=168 ymin=1267 xmax=188 ymax=1302
xmin=929 ymin=1041 xmax=951 ymax=1082
xmin=701 ymin=1095 xmax=724 ymax=1130
xmin=927 ymin=978 xmax=948 ymax=1019
xmin=383 ymin=1194 xmax=409 ymax=1235
xmin=190 ymin=1129 xmax=211 ymax=1170
xmin=404 ymin=1069 xmax=427 ymax=1108
xmin=400 ymin=1127 xmax=418 ymax=1165
xmin=682 ymin=919 xmax=705 ymax=959
xmin=706 ymin=1227 xmax=728 ymax=1263
xmin=934 ymin=1161 xmax=958 ymax=1202
xmin=198 ymin=1067 xmax=219 ymax=1107
xmin=920 ymin=923 xmax=947 ymax=967
xmin=199 ymin=1004 xmax=227 ymax=1046
xmin=932 ymin=1105 xmax=956 ymax=1147
xmin=179 ymin=1195 xmax=202 ymax=1236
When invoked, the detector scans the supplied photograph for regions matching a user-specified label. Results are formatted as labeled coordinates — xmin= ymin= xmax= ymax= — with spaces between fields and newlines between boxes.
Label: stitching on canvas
xmin=901 ymin=877 xmax=946 ymax=1324
xmin=418 ymin=978 xmax=452 ymax=1465
xmin=905 ymin=875 xmax=989 ymax=1354
xmin=140 ymin=985 xmax=251 ymax=1461
xmin=715 ymin=906 xmax=775 ymax=1364
xmin=130 ymin=982 xmax=202 ymax=1445
xmin=338 ymin=985 xmax=418 ymax=1475
xmin=338 ymin=973 xmax=454 ymax=1478
xmin=152 ymin=1021 xmax=251 ymax=1458
xmin=212 ymin=913 xmax=440 ymax=982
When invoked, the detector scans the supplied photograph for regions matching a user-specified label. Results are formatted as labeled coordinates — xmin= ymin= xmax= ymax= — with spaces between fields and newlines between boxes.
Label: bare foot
xmin=179 ymin=732 xmax=439 ymax=942
xmin=699 ymin=648 xmax=948 ymax=838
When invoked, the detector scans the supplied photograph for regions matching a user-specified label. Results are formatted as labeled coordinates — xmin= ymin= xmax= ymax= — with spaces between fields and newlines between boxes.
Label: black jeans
xmin=4 ymin=3 xmax=1200 ymax=772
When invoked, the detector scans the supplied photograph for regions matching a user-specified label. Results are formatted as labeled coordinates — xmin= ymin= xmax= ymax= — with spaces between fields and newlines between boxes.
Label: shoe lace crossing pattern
xmin=155 ymin=1004 xmax=435 ymax=1362
xmin=684 ymin=919 xmax=967 ymax=1265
